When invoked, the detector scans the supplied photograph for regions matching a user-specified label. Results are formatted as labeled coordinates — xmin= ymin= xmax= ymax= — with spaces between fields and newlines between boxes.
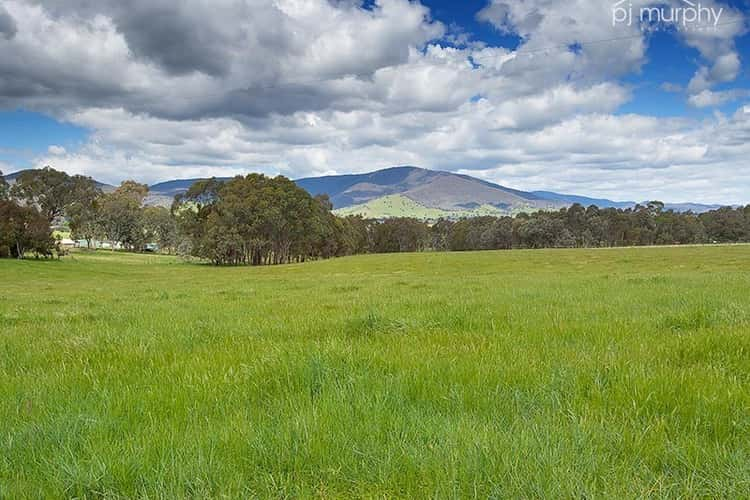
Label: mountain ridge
xmin=3 ymin=166 xmax=733 ymax=216
xmin=296 ymin=166 xmax=558 ymax=213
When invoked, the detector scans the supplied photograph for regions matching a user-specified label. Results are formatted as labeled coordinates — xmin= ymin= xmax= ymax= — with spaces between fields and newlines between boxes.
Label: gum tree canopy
xmin=10 ymin=166 xmax=100 ymax=222
xmin=174 ymin=174 xmax=343 ymax=266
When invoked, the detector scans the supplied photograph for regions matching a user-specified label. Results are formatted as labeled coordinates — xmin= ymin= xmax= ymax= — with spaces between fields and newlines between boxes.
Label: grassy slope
xmin=1 ymin=247 xmax=750 ymax=497
xmin=333 ymin=193 xmax=509 ymax=219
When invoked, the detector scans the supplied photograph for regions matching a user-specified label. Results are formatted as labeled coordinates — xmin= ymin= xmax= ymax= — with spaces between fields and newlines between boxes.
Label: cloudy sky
xmin=0 ymin=0 xmax=749 ymax=203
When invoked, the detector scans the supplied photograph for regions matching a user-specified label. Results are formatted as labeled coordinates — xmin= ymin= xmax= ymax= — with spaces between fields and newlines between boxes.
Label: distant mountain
xmin=3 ymin=171 xmax=21 ymax=182
xmin=148 ymin=178 xmax=232 ymax=197
xmin=660 ymin=202 xmax=729 ymax=213
xmin=530 ymin=191 xmax=635 ymax=209
xmin=296 ymin=166 xmax=558 ymax=214
xmin=145 ymin=177 xmax=234 ymax=207
xmin=531 ymin=191 xmax=726 ymax=214
xmin=3 ymin=167 xmax=733 ymax=217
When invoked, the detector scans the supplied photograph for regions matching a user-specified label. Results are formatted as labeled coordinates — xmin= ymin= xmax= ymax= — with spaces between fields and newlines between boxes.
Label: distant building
xmin=74 ymin=239 xmax=123 ymax=250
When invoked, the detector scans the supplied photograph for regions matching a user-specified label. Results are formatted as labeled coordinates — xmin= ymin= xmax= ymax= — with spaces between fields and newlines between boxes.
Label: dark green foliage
xmin=97 ymin=181 xmax=150 ymax=251
xmin=328 ymin=203 xmax=747 ymax=255
xmin=370 ymin=217 xmax=429 ymax=253
xmin=1 ymin=168 xmax=71 ymax=258
xmin=10 ymin=166 xmax=99 ymax=222
xmin=66 ymin=178 xmax=103 ymax=248
xmin=175 ymin=174 xmax=349 ymax=265
xmin=448 ymin=216 xmax=513 ymax=251
xmin=143 ymin=206 xmax=180 ymax=254
xmin=2 ymin=166 xmax=100 ymax=255
xmin=337 ymin=215 xmax=370 ymax=255
xmin=0 ymin=199 xmax=57 ymax=258
xmin=440 ymin=203 xmax=750 ymax=251
xmin=699 ymin=206 xmax=748 ymax=243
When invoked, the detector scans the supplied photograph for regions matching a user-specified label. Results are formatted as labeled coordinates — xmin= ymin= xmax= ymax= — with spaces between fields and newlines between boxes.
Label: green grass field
xmin=2 ymin=246 xmax=749 ymax=497
xmin=332 ymin=193 xmax=513 ymax=219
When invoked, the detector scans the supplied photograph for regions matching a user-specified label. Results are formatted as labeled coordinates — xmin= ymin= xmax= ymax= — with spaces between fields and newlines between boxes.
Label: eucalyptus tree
xmin=175 ymin=174 xmax=342 ymax=266
xmin=11 ymin=166 xmax=98 ymax=222
xmin=97 ymin=181 xmax=149 ymax=251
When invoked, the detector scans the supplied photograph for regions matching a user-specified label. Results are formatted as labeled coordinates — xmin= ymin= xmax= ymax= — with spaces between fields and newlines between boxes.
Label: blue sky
xmin=619 ymin=22 xmax=750 ymax=117
xmin=0 ymin=0 xmax=749 ymax=203
xmin=433 ymin=0 xmax=750 ymax=118
xmin=0 ymin=110 xmax=88 ymax=169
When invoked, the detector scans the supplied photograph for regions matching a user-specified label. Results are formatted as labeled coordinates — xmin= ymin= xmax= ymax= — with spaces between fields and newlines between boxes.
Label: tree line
xmin=430 ymin=202 xmax=750 ymax=251
xmin=320 ymin=203 xmax=750 ymax=254
xmin=2 ymin=167 xmax=749 ymax=262
xmin=0 ymin=167 xmax=178 ymax=258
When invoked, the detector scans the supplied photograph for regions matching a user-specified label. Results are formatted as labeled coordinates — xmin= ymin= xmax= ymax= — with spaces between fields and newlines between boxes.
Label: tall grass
xmin=1 ymin=246 xmax=749 ymax=497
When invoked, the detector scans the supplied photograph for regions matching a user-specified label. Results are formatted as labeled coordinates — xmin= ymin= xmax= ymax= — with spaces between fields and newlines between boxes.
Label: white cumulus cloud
xmin=0 ymin=0 xmax=747 ymax=204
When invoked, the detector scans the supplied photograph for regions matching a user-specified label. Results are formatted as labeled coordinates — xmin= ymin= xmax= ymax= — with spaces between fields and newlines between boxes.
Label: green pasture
xmin=1 ymin=246 xmax=749 ymax=497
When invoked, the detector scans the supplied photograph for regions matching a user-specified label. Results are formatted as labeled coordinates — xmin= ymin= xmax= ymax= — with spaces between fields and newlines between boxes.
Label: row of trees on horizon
xmin=2 ymin=167 xmax=750 ymax=263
